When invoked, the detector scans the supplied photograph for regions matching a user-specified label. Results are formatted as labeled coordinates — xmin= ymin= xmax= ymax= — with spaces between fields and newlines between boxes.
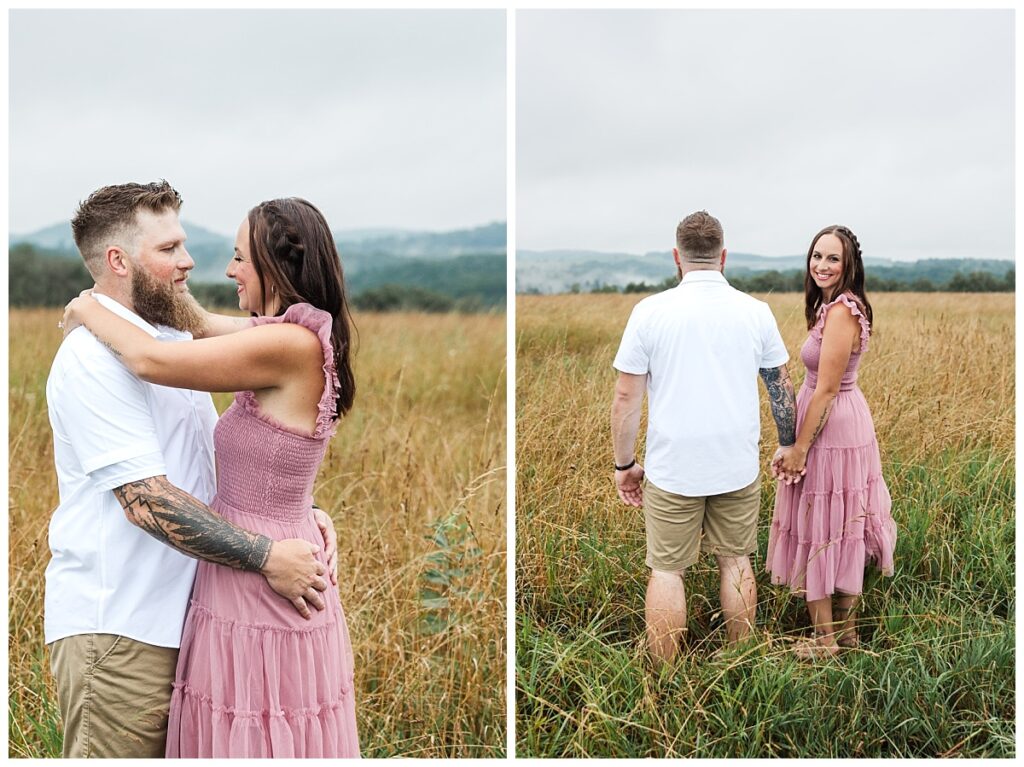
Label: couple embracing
xmin=45 ymin=181 xmax=360 ymax=757
xmin=611 ymin=210 xmax=897 ymax=663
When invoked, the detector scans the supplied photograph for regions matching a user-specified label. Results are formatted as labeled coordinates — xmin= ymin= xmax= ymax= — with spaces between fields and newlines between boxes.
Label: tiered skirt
xmin=166 ymin=500 xmax=359 ymax=758
xmin=766 ymin=384 xmax=896 ymax=602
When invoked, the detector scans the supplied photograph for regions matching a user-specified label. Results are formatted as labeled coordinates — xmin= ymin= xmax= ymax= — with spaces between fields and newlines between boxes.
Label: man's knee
xmin=646 ymin=569 xmax=687 ymax=614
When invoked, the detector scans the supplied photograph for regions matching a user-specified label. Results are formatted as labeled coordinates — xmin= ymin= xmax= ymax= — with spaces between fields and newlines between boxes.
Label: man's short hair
xmin=71 ymin=181 xmax=183 ymax=277
xmin=675 ymin=210 xmax=724 ymax=264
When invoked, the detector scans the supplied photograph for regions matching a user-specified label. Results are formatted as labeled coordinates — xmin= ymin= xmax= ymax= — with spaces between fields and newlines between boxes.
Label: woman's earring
xmin=271 ymin=285 xmax=276 ymax=294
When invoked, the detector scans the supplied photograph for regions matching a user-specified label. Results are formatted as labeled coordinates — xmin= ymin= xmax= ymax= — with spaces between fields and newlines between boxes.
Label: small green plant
xmin=419 ymin=509 xmax=485 ymax=635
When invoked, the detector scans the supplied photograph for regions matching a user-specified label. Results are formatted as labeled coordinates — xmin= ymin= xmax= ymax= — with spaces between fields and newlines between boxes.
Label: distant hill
xmin=10 ymin=219 xmax=230 ymax=252
xmin=349 ymin=254 xmax=505 ymax=308
xmin=339 ymin=221 xmax=506 ymax=259
xmin=516 ymin=248 xmax=1014 ymax=293
xmin=9 ymin=220 xmax=507 ymax=310
xmin=516 ymin=249 xmax=807 ymax=292
xmin=11 ymin=220 xmax=506 ymax=282
xmin=11 ymin=220 xmax=241 ymax=282
xmin=332 ymin=227 xmax=407 ymax=242
xmin=10 ymin=221 xmax=78 ymax=251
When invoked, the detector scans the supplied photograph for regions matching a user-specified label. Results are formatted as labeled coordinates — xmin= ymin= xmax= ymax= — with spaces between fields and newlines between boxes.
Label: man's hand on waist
xmin=312 ymin=505 xmax=339 ymax=586
xmin=261 ymin=539 xmax=328 ymax=619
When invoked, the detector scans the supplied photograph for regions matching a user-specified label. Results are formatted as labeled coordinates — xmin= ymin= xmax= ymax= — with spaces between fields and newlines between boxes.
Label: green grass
xmin=516 ymin=450 xmax=1014 ymax=758
xmin=515 ymin=293 xmax=1014 ymax=758
xmin=8 ymin=647 xmax=63 ymax=757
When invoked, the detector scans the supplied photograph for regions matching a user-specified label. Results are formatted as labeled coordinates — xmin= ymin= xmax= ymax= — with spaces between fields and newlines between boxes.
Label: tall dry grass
xmin=516 ymin=292 xmax=1013 ymax=758
xmin=9 ymin=307 xmax=506 ymax=758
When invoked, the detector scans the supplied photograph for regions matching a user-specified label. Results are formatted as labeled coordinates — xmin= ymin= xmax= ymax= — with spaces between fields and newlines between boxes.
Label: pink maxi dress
xmin=166 ymin=303 xmax=360 ymax=758
xmin=766 ymin=292 xmax=897 ymax=602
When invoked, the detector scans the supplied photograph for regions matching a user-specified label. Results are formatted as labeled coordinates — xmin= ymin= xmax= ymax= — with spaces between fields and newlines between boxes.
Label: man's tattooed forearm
xmin=759 ymin=366 xmax=797 ymax=446
xmin=113 ymin=477 xmax=272 ymax=572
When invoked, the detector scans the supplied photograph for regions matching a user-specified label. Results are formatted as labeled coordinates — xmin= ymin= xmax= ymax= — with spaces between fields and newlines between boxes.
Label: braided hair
xmin=247 ymin=198 xmax=356 ymax=417
xmin=803 ymin=224 xmax=874 ymax=334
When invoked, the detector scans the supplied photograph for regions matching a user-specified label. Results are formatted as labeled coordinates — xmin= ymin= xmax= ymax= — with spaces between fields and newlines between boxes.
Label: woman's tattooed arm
xmin=808 ymin=401 xmax=833 ymax=445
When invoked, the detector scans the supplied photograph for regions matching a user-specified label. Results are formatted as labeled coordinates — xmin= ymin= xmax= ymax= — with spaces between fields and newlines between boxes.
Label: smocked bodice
xmin=212 ymin=405 xmax=330 ymax=521
xmin=800 ymin=292 xmax=871 ymax=393
xmin=210 ymin=303 xmax=340 ymax=522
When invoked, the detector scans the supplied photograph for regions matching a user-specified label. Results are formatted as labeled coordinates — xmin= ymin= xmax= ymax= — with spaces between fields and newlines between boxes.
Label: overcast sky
xmin=10 ymin=9 xmax=505 ymax=237
xmin=518 ymin=10 xmax=1014 ymax=261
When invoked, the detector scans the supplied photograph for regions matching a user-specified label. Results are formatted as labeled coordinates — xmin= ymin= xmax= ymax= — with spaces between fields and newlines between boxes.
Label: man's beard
xmin=130 ymin=266 xmax=207 ymax=336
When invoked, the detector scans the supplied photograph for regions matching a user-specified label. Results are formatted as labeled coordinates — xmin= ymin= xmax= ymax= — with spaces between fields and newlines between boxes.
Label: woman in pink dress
xmin=63 ymin=198 xmax=360 ymax=756
xmin=766 ymin=224 xmax=897 ymax=660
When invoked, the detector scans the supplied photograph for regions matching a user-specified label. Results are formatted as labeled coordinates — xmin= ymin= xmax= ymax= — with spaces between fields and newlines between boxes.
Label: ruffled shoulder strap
xmin=811 ymin=292 xmax=870 ymax=353
xmin=249 ymin=303 xmax=341 ymax=438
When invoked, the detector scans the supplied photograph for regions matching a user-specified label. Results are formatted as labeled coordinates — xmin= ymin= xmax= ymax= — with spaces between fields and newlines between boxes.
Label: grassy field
xmin=9 ymin=307 xmax=506 ymax=758
xmin=516 ymin=292 xmax=1014 ymax=758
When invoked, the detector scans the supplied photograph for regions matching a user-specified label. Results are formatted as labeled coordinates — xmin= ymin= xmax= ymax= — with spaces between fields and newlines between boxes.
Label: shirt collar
xmin=678 ymin=270 xmax=728 ymax=287
xmin=91 ymin=293 xmax=190 ymax=340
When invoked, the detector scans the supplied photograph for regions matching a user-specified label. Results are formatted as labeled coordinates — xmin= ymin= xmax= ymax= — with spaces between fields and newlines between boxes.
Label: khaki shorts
xmin=49 ymin=633 xmax=179 ymax=758
xmin=644 ymin=476 xmax=761 ymax=573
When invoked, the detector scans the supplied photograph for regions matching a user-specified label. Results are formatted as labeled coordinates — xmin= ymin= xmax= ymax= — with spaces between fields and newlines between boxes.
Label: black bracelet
xmin=615 ymin=458 xmax=636 ymax=471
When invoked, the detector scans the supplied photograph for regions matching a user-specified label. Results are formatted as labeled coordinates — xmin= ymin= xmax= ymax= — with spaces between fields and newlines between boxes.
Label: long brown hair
xmin=247 ymin=198 xmax=356 ymax=417
xmin=804 ymin=224 xmax=874 ymax=333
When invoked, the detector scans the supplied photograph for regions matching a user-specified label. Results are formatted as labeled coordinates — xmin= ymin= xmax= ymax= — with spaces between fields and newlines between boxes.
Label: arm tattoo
xmin=113 ymin=476 xmax=272 ymax=572
xmin=759 ymin=365 xmax=797 ymax=446
xmin=98 ymin=338 xmax=122 ymax=358
xmin=809 ymin=402 xmax=833 ymax=444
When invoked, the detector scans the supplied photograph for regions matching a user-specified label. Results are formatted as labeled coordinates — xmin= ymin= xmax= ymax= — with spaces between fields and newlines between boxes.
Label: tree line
xmin=580 ymin=267 xmax=1015 ymax=295
xmin=9 ymin=243 xmax=502 ymax=313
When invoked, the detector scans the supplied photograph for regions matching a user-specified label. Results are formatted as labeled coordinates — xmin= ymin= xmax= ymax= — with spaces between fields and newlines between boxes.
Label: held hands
xmin=261 ymin=538 xmax=329 ymax=619
xmin=771 ymin=445 xmax=807 ymax=485
xmin=615 ymin=463 xmax=645 ymax=507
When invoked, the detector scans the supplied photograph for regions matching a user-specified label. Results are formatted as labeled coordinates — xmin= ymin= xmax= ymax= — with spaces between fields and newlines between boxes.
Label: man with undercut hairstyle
xmin=611 ymin=209 xmax=800 ymax=666
xmin=45 ymin=180 xmax=337 ymax=758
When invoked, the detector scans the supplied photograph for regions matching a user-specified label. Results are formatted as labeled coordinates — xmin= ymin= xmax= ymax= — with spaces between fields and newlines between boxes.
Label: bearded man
xmin=44 ymin=181 xmax=335 ymax=757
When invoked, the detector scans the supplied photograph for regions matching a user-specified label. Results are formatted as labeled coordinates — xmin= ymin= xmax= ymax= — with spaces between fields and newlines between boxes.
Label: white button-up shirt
xmin=613 ymin=270 xmax=788 ymax=496
xmin=44 ymin=294 xmax=218 ymax=648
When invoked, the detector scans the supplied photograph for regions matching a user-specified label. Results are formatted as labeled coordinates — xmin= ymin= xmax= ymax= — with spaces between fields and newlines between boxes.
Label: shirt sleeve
xmin=612 ymin=303 xmax=650 ymax=375
xmin=52 ymin=349 xmax=167 ymax=491
xmin=759 ymin=304 xmax=789 ymax=369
